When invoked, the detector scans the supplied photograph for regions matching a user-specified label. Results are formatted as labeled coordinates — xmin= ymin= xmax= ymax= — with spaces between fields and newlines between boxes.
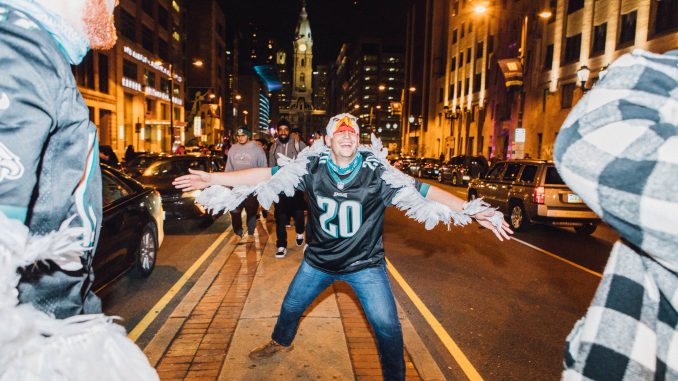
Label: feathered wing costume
xmin=197 ymin=134 xmax=504 ymax=230
xmin=0 ymin=213 xmax=158 ymax=381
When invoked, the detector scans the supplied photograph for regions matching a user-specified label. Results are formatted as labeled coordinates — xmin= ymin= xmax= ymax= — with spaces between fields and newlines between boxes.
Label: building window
xmin=464 ymin=78 xmax=470 ymax=95
xmin=73 ymin=51 xmax=95 ymax=90
xmin=591 ymin=23 xmax=607 ymax=56
xmin=144 ymin=69 xmax=155 ymax=88
xmin=567 ymin=0 xmax=584 ymax=14
xmin=451 ymin=57 xmax=456 ymax=71
xmin=98 ymin=54 xmax=109 ymax=94
xmin=473 ymin=74 xmax=481 ymax=92
xmin=300 ymin=73 xmax=305 ymax=84
xmin=561 ymin=83 xmax=575 ymax=109
xmin=142 ymin=25 xmax=154 ymax=53
xmin=563 ymin=33 xmax=581 ymax=64
xmin=488 ymin=35 xmax=494 ymax=53
xmin=476 ymin=42 xmax=483 ymax=59
xmin=142 ymin=0 xmax=153 ymax=16
xmin=466 ymin=48 xmax=471 ymax=63
xmin=452 ymin=29 xmax=458 ymax=44
xmin=301 ymin=58 xmax=305 ymax=67
xmin=457 ymin=81 xmax=462 ymax=96
xmin=459 ymin=52 xmax=464 ymax=67
xmin=157 ymin=6 xmax=169 ymax=30
xmin=618 ymin=11 xmax=637 ymax=48
xmin=117 ymin=9 xmax=135 ymax=41
xmin=542 ymin=88 xmax=548 ymax=112
xmin=123 ymin=59 xmax=138 ymax=79
xmin=461 ymin=23 xmax=465 ymax=38
xmin=160 ymin=77 xmax=171 ymax=94
xmin=544 ymin=44 xmax=554 ymax=69
xmin=158 ymin=38 xmax=169 ymax=61
xmin=653 ymin=0 xmax=678 ymax=35
xmin=146 ymin=99 xmax=154 ymax=115
xmin=549 ymin=0 xmax=557 ymax=23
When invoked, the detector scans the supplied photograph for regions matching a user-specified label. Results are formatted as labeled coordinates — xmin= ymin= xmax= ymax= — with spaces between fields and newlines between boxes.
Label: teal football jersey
xmin=296 ymin=151 xmax=424 ymax=274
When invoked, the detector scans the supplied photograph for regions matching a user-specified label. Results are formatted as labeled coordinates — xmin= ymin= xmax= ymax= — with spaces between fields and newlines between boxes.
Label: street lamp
xmin=192 ymin=59 xmax=204 ymax=67
xmin=577 ymin=65 xmax=591 ymax=91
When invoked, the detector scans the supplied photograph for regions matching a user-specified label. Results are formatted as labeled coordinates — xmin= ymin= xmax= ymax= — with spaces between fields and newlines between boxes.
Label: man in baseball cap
xmin=325 ymin=113 xmax=360 ymax=138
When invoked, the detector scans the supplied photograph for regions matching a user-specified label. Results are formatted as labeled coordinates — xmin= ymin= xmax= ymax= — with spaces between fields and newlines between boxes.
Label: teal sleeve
xmin=271 ymin=166 xmax=279 ymax=175
xmin=419 ymin=183 xmax=430 ymax=197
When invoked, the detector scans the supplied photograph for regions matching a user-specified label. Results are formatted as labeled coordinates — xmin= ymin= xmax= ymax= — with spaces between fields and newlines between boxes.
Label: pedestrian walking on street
xmin=0 ymin=0 xmax=157 ymax=378
xmin=269 ymin=119 xmax=307 ymax=258
xmin=173 ymin=113 xmax=512 ymax=380
xmin=226 ymin=126 xmax=268 ymax=241
xmin=556 ymin=49 xmax=678 ymax=381
xmin=125 ymin=144 xmax=136 ymax=162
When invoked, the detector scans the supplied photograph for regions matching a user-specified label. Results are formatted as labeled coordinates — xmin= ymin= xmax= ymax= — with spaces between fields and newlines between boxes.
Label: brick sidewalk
xmin=150 ymin=217 xmax=425 ymax=380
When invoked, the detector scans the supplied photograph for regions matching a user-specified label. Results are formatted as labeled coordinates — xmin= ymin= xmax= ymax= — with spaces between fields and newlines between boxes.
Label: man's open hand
xmin=474 ymin=210 xmax=513 ymax=241
xmin=172 ymin=169 xmax=212 ymax=191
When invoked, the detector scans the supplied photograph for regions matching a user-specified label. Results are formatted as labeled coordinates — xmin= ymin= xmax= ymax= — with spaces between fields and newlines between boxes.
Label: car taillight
xmin=533 ymin=186 xmax=545 ymax=204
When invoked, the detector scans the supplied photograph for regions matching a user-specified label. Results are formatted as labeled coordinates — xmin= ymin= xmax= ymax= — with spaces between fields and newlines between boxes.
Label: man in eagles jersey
xmin=174 ymin=114 xmax=512 ymax=381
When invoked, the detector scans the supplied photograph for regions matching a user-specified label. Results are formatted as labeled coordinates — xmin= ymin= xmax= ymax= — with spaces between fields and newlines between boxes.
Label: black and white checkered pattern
xmin=555 ymin=49 xmax=678 ymax=380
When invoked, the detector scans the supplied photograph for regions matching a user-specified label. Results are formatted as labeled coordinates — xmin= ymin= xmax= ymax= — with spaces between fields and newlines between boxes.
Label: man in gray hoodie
xmin=269 ymin=119 xmax=307 ymax=258
xmin=226 ymin=126 xmax=268 ymax=241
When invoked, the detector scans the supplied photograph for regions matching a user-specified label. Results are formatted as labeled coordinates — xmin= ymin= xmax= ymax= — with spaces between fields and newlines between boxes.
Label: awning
xmin=498 ymin=58 xmax=523 ymax=88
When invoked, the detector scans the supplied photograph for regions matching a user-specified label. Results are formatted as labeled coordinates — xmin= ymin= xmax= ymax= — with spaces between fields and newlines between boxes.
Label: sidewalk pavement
xmin=143 ymin=217 xmax=446 ymax=380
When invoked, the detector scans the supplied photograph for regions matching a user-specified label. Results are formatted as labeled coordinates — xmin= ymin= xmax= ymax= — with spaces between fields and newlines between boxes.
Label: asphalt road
xmin=385 ymin=179 xmax=617 ymax=380
xmin=97 ymin=179 xmax=617 ymax=380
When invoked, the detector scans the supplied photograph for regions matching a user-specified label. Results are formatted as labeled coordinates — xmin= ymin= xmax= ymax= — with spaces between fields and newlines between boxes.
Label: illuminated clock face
xmin=298 ymin=43 xmax=307 ymax=52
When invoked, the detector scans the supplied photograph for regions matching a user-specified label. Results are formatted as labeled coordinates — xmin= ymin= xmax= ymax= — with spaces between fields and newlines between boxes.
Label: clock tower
xmin=286 ymin=0 xmax=314 ymax=132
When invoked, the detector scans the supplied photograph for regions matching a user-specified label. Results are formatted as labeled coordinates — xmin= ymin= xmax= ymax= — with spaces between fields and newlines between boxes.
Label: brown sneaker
xmin=248 ymin=340 xmax=293 ymax=360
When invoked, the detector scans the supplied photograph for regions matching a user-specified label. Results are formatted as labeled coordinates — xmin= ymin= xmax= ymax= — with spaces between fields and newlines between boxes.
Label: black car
xmin=94 ymin=165 xmax=164 ymax=290
xmin=438 ymin=155 xmax=489 ymax=186
xmin=121 ymin=152 xmax=167 ymax=178
xmin=393 ymin=156 xmax=417 ymax=173
xmin=136 ymin=155 xmax=225 ymax=221
xmin=415 ymin=158 xmax=441 ymax=178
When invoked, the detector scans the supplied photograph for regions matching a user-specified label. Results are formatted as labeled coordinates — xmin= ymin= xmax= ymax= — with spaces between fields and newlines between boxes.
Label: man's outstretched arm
xmin=173 ymin=167 xmax=273 ymax=191
xmin=424 ymin=185 xmax=513 ymax=241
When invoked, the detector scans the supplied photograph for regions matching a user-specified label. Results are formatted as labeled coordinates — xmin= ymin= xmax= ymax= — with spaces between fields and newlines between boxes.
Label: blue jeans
xmin=272 ymin=260 xmax=405 ymax=381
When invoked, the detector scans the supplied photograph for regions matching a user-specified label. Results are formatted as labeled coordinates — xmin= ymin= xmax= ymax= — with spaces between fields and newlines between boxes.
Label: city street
xmin=97 ymin=180 xmax=618 ymax=380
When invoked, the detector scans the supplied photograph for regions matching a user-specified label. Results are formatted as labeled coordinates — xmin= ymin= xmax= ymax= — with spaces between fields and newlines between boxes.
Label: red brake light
xmin=533 ymin=186 xmax=545 ymax=204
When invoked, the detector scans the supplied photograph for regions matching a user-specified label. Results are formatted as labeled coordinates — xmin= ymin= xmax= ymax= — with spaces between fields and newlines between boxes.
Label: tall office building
xmin=73 ymin=0 xmax=187 ymax=154
xmin=185 ymin=0 xmax=228 ymax=146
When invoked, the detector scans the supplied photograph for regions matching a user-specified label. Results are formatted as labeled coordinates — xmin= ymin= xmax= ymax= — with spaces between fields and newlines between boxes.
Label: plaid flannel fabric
xmin=555 ymin=49 xmax=678 ymax=380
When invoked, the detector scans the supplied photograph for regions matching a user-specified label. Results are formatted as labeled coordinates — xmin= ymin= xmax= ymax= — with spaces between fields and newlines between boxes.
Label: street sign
xmin=193 ymin=116 xmax=202 ymax=137
xmin=515 ymin=128 xmax=526 ymax=143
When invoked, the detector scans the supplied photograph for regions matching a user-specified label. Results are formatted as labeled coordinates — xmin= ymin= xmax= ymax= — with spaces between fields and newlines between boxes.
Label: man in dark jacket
xmin=269 ymin=119 xmax=307 ymax=258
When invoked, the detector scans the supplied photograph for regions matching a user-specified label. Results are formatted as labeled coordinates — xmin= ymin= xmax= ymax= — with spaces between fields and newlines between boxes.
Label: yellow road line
xmin=511 ymin=237 xmax=602 ymax=278
xmin=128 ymin=229 xmax=231 ymax=341
xmin=386 ymin=258 xmax=484 ymax=381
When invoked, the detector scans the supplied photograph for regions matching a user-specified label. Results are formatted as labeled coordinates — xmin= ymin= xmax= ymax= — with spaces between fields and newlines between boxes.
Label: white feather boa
xmin=196 ymin=134 xmax=503 ymax=230
xmin=0 ymin=213 xmax=158 ymax=381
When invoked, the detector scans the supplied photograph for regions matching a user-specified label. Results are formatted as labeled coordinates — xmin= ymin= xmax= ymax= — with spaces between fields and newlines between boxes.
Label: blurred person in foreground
xmin=0 ymin=0 xmax=157 ymax=378
xmin=556 ymin=49 xmax=678 ymax=380
xmin=174 ymin=113 xmax=511 ymax=380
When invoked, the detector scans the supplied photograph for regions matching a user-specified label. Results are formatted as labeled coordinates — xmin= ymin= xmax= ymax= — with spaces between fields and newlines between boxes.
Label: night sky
xmin=218 ymin=0 xmax=409 ymax=65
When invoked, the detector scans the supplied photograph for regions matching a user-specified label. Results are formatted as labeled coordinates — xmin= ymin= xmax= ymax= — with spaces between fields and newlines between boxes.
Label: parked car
xmin=415 ymin=158 xmax=442 ymax=178
xmin=393 ymin=156 xmax=417 ymax=173
xmin=136 ymin=155 xmax=225 ymax=222
xmin=93 ymin=164 xmax=164 ymax=290
xmin=121 ymin=152 xmax=167 ymax=178
xmin=467 ymin=160 xmax=601 ymax=234
xmin=438 ymin=155 xmax=489 ymax=186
